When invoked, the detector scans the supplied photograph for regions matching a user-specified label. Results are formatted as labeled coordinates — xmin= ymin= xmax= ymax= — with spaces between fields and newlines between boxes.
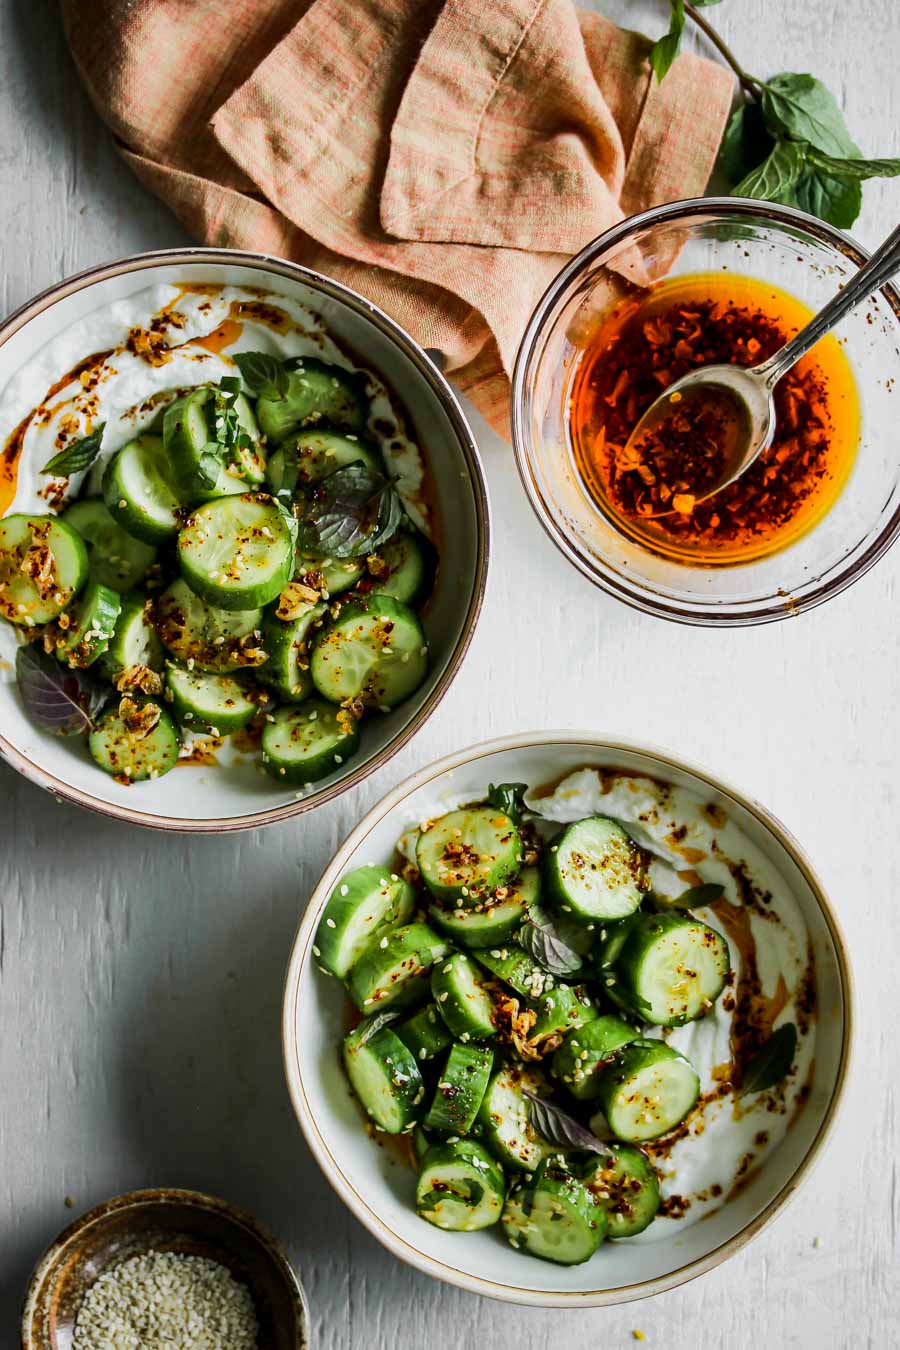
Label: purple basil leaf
xmin=524 ymin=1090 xmax=614 ymax=1157
xmin=519 ymin=913 xmax=584 ymax=977
xmin=15 ymin=644 xmax=106 ymax=736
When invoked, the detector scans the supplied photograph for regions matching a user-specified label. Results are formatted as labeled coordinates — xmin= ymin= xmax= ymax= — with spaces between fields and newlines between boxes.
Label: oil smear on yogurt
xmin=527 ymin=768 xmax=816 ymax=1236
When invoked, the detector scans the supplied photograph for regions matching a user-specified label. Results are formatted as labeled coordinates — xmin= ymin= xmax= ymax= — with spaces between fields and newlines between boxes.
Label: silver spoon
xmin=622 ymin=221 xmax=900 ymax=511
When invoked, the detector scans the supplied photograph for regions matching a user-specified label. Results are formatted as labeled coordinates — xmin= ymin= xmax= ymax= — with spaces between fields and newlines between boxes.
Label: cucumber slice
xmin=416 ymin=807 xmax=523 ymax=906
xmin=295 ymin=550 xmax=365 ymax=598
xmin=611 ymin=912 xmax=730 ymax=1026
xmin=580 ymin=1145 xmax=661 ymax=1239
xmin=502 ymin=1160 xmax=606 ymax=1265
xmin=103 ymin=435 xmax=185 ymax=544
xmin=423 ymin=1043 xmax=494 ymax=1134
xmin=61 ymin=498 xmax=157 ymax=591
xmin=99 ymin=592 xmax=164 ymax=680
xmin=594 ymin=915 xmax=640 ymax=973
xmin=258 ymin=601 xmax=326 ymax=703
xmin=348 ymin=922 xmax=450 ymax=1013
xmin=177 ymin=494 xmax=295 ymax=611
xmin=597 ymin=1040 xmax=700 ymax=1142
xmin=544 ymin=816 xmax=646 ymax=921
xmin=163 ymin=389 xmax=245 ymax=502
xmin=529 ymin=985 xmax=598 ymax=1042
xmin=412 ymin=1124 xmax=434 ymax=1166
xmin=261 ymin=699 xmax=361 ymax=785
xmin=155 ymin=580 xmax=264 ymax=674
xmin=164 ymin=664 xmax=256 ymax=734
xmin=476 ymin=947 xmax=556 ymax=1001
xmin=478 ymin=1064 xmax=557 ymax=1173
xmin=416 ymin=1140 xmax=505 ymax=1232
xmin=552 ymin=1015 xmax=639 ymax=1101
xmin=366 ymin=530 xmax=434 ymax=605
xmin=343 ymin=1018 xmax=424 ymax=1134
xmin=431 ymin=952 xmax=497 ymax=1040
xmin=266 ymin=430 xmax=381 ymax=498
xmin=428 ymin=870 xmax=533 ymax=950
xmin=0 ymin=514 xmax=88 ymax=626
xmin=56 ymin=582 xmax=121 ymax=668
xmin=395 ymin=1003 xmax=452 ymax=1063
xmin=256 ymin=359 xmax=366 ymax=444
xmin=314 ymin=865 xmax=417 ymax=979
xmin=310 ymin=595 xmax=428 ymax=710
xmin=88 ymin=701 xmax=180 ymax=781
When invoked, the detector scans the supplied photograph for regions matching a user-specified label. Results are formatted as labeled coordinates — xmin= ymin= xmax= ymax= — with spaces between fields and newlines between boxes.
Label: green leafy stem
xmin=651 ymin=2 xmax=900 ymax=228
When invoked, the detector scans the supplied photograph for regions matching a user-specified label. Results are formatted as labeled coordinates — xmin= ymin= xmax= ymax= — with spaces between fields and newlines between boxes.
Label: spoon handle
xmin=756 ymin=222 xmax=900 ymax=387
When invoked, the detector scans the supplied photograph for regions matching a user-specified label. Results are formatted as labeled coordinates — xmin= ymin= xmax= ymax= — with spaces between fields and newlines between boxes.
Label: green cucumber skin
xmin=431 ymin=952 xmax=497 ymax=1041
xmin=154 ymin=579 xmax=265 ymax=675
xmin=57 ymin=582 xmax=122 ymax=669
xmin=313 ymin=865 xmax=417 ymax=979
xmin=258 ymin=602 xmax=326 ymax=703
xmin=102 ymin=436 xmax=184 ymax=544
xmin=396 ymin=1004 xmax=452 ymax=1063
xmin=366 ymin=530 xmax=435 ymax=606
xmin=597 ymin=1040 xmax=700 ymax=1143
xmin=477 ymin=1064 xmax=557 ymax=1173
xmin=343 ymin=1021 xmax=424 ymax=1135
xmin=347 ymin=923 xmax=450 ymax=1014
xmin=423 ymin=1043 xmax=494 ymax=1135
xmin=415 ymin=807 xmax=523 ymax=907
xmin=310 ymin=595 xmax=429 ymax=710
xmin=612 ymin=911 xmax=731 ymax=1027
xmin=0 ymin=514 xmax=88 ymax=626
xmin=502 ymin=1161 xmax=606 ymax=1265
xmin=580 ymin=1145 xmax=661 ymax=1239
xmin=266 ymin=430 xmax=381 ymax=498
xmin=99 ymin=593 xmax=165 ymax=680
xmin=261 ymin=700 xmax=361 ymax=785
xmin=529 ymin=984 xmax=598 ymax=1042
xmin=164 ymin=665 xmax=256 ymax=735
xmin=177 ymin=495 xmax=295 ymax=611
xmin=88 ymin=702 xmax=181 ymax=782
xmin=256 ymin=360 xmax=366 ymax=444
xmin=543 ymin=816 xmax=646 ymax=922
xmin=294 ymin=551 xmax=365 ymax=598
xmin=61 ymin=498 xmax=157 ymax=591
xmin=416 ymin=1139 xmax=505 ymax=1232
xmin=427 ymin=895 xmax=526 ymax=949
xmin=551 ymin=1015 xmax=639 ymax=1101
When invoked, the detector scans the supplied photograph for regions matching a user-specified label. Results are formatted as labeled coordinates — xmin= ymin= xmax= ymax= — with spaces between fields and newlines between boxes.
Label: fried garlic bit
xmin=494 ymin=994 xmax=542 ymax=1061
xmin=118 ymin=695 xmax=161 ymax=740
xmin=275 ymin=580 xmax=320 ymax=621
xmin=20 ymin=525 xmax=56 ymax=599
xmin=115 ymin=664 xmax=163 ymax=697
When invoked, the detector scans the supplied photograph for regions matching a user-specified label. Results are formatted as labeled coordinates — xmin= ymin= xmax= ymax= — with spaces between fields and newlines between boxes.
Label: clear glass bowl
xmin=511 ymin=197 xmax=900 ymax=626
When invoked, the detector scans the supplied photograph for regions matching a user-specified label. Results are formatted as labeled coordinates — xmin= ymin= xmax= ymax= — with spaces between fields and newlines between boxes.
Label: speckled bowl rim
xmin=0 ymin=247 xmax=490 ymax=833
xmin=510 ymin=195 xmax=900 ymax=628
xmin=281 ymin=730 xmax=853 ymax=1308
xmin=20 ymin=1186 xmax=310 ymax=1347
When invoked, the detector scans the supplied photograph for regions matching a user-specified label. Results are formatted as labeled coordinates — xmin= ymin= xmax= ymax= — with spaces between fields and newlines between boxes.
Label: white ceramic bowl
xmin=282 ymin=733 xmax=851 ymax=1307
xmin=0 ymin=250 xmax=488 ymax=831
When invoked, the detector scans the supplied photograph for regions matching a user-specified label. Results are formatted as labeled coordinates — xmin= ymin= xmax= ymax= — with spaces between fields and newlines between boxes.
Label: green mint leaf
xmin=40 ymin=423 xmax=105 ymax=477
xmin=16 ymin=644 xmax=106 ymax=736
xmin=649 ymin=0 xmax=684 ymax=83
xmin=740 ymin=1023 xmax=798 ymax=1096
xmin=760 ymin=74 xmax=858 ymax=157
xmin=720 ymin=102 xmax=775 ymax=186
xmin=519 ymin=911 xmax=584 ymax=978
xmin=232 ymin=351 xmax=290 ymax=400
xmin=297 ymin=462 xmax=403 ymax=559
xmin=732 ymin=139 xmax=806 ymax=201
xmin=794 ymin=169 xmax=862 ymax=229
xmin=671 ymin=882 xmax=725 ymax=910
xmin=486 ymin=782 xmax=529 ymax=822
xmin=806 ymin=148 xmax=900 ymax=181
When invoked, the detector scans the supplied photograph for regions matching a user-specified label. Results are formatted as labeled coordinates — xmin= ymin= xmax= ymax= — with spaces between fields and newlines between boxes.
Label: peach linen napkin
xmin=61 ymin=0 xmax=733 ymax=438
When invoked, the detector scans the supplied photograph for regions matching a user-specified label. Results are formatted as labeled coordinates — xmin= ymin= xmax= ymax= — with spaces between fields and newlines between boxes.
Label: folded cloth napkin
xmin=62 ymin=0 xmax=733 ymax=438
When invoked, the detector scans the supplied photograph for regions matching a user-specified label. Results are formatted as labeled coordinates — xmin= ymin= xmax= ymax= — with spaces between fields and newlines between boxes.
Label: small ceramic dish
xmin=0 ymin=249 xmax=488 ymax=831
xmin=21 ymin=1186 xmax=308 ymax=1348
xmin=512 ymin=197 xmax=900 ymax=626
xmin=282 ymin=732 xmax=851 ymax=1307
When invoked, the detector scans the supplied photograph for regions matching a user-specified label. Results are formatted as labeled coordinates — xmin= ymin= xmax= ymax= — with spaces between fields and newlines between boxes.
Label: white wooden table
xmin=1 ymin=2 xmax=898 ymax=1345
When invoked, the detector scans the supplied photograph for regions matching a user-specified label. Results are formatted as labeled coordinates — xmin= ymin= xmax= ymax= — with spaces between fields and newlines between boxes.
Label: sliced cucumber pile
xmin=4 ymin=349 xmax=435 ymax=789
xmin=317 ymin=780 xmax=735 ymax=1267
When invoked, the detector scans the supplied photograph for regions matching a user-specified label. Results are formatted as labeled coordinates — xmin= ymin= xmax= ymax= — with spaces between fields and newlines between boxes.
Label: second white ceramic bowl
xmin=0 ymin=250 xmax=489 ymax=831
xmin=282 ymin=732 xmax=851 ymax=1307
